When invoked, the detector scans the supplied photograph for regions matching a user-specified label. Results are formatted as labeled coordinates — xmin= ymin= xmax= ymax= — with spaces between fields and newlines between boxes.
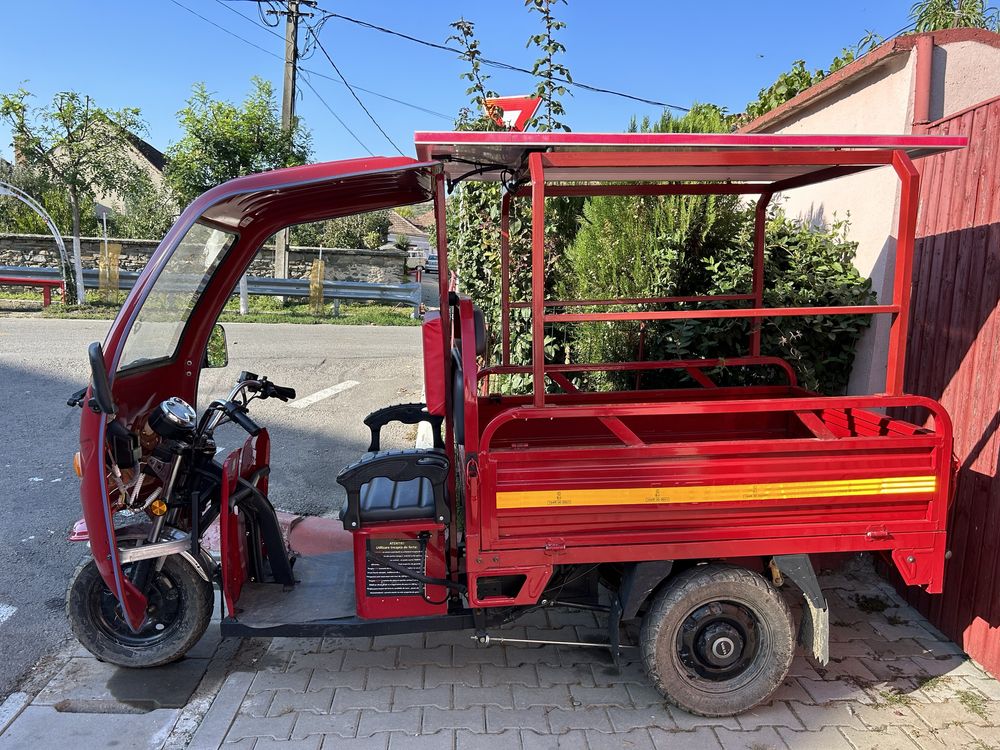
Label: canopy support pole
xmin=500 ymin=191 xmax=511 ymax=367
xmin=750 ymin=193 xmax=772 ymax=356
xmin=529 ymin=153 xmax=546 ymax=408
xmin=887 ymin=150 xmax=920 ymax=396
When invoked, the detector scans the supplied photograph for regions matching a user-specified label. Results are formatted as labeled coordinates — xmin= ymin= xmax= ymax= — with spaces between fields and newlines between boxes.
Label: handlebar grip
xmin=226 ymin=403 xmax=261 ymax=436
xmin=272 ymin=385 xmax=296 ymax=401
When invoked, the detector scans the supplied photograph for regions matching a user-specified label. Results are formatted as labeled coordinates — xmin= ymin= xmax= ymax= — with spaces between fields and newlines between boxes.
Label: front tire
xmin=67 ymin=554 xmax=214 ymax=668
xmin=640 ymin=563 xmax=794 ymax=717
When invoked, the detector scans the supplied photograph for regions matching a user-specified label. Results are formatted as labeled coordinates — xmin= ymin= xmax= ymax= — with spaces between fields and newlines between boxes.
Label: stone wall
xmin=0 ymin=233 xmax=407 ymax=284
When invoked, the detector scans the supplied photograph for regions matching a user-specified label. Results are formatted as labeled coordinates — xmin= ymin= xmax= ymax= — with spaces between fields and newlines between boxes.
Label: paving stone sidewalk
xmin=4 ymin=561 xmax=1000 ymax=750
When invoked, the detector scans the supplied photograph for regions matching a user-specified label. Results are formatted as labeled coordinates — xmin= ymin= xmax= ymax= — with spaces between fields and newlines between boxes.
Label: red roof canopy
xmin=414 ymin=131 xmax=967 ymax=188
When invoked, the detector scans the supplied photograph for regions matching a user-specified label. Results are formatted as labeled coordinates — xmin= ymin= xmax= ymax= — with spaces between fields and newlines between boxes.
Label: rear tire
xmin=67 ymin=554 xmax=214 ymax=668
xmin=640 ymin=563 xmax=794 ymax=717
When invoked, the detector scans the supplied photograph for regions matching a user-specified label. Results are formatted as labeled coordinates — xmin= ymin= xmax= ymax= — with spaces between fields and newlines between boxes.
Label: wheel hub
xmin=677 ymin=600 xmax=761 ymax=682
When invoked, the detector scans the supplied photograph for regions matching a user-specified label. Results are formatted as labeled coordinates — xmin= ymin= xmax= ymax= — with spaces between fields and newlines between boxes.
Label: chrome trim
xmin=118 ymin=537 xmax=190 ymax=563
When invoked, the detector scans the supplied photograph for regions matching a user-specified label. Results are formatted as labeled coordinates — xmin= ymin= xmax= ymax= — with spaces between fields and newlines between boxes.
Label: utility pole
xmin=269 ymin=0 xmax=315 ymax=285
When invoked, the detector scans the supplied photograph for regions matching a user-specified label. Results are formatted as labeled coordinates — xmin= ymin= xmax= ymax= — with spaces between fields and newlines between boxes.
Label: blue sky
xmin=1 ymin=1 xmax=915 ymax=163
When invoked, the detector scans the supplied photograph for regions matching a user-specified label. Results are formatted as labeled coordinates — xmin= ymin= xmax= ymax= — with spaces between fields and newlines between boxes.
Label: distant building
xmin=387 ymin=208 xmax=430 ymax=251
xmin=92 ymin=133 xmax=168 ymax=215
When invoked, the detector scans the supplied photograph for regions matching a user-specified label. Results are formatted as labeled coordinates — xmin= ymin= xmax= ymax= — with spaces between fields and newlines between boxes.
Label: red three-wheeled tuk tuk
xmin=67 ymin=131 xmax=963 ymax=716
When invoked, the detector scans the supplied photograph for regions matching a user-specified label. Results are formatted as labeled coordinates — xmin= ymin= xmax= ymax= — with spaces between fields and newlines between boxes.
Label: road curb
xmin=0 ymin=693 xmax=29 ymax=736
xmin=184 ymin=670 xmax=254 ymax=750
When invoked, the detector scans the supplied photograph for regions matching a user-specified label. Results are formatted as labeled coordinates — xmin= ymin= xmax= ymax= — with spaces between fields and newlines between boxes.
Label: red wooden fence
xmin=898 ymin=94 xmax=1000 ymax=674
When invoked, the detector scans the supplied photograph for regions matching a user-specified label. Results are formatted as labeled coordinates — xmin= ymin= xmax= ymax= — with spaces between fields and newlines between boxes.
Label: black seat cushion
xmin=339 ymin=475 xmax=435 ymax=523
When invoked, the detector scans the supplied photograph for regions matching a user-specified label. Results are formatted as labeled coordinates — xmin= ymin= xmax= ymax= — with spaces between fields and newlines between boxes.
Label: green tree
xmin=910 ymin=0 xmax=999 ymax=30
xmin=165 ymin=77 xmax=311 ymax=206
xmin=320 ymin=210 xmax=391 ymax=249
xmin=109 ymin=172 xmax=178 ymax=240
xmin=525 ymin=0 xmax=573 ymax=132
xmin=0 ymin=88 xmax=145 ymax=303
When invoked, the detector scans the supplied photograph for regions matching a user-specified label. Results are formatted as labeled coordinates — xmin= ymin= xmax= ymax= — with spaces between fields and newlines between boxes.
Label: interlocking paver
xmin=453 ymin=685 xmax=513 ymax=709
xmin=366 ymin=666 xmax=424 ymax=689
xmin=840 ymin=725 xmax=921 ymax=749
xmin=288 ymin=651 xmax=345 ymax=673
xmin=568 ymin=683 xmax=632 ymax=707
xmin=486 ymin=705 xmax=549 ymax=733
xmin=455 ymin=729 xmax=520 ymax=749
xmin=787 ymin=701 xmax=865 ymax=730
xmin=251 ymin=670 xmax=312 ymax=694
xmin=269 ymin=688 xmax=335 ymax=716
xmin=668 ymin=706 xmax=739 ymax=730
xmin=901 ymin=723 xmax=979 ymax=750
xmin=392 ymin=685 xmax=451 ymax=710
xmin=343 ymin=650 xmax=398 ymax=670
xmin=715 ymin=726 xmax=788 ymax=750
xmin=776 ymin=726 xmax=853 ymax=749
xmin=422 ymin=706 xmax=486 ymax=733
xmin=537 ymin=663 xmax=597 ymax=687
xmin=649 ymin=727 xmax=724 ymax=749
xmin=388 ymin=729 xmax=455 ymax=749
xmin=397 ymin=645 xmax=452 ymax=667
xmin=514 ymin=685 xmax=575 ymax=709
xmin=547 ymin=706 xmax=614 ymax=733
xmin=226 ymin=713 xmax=297 ymax=742
xmin=852 ymin=701 xmax=923 ymax=729
xmin=585 ymin=728 xmax=656 ymax=750
xmin=735 ymin=701 xmax=802 ymax=730
xmin=607 ymin=704 xmax=675 ymax=732
xmin=520 ymin=728 xmax=589 ymax=749
xmin=623 ymin=682 xmax=664 ymax=708
xmin=333 ymin=687 xmax=392 ymax=712
xmin=254 ymin=737 xmax=325 ymax=750
xmin=308 ymin=668 xmax=366 ymax=691
xmin=797 ymin=676 xmax=875 ymax=704
xmin=356 ymin=707 xmax=421 ymax=737
xmin=424 ymin=664 xmax=483 ymax=688
xmin=480 ymin=665 xmax=538 ymax=688
xmin=291 ymin=710 xmax=360 ymax=739
xmin=319 ymin=733 xmax=389 ymax=749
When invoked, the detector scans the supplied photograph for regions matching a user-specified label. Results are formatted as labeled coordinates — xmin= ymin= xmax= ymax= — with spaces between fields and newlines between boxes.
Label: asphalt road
xmin=0 ymin=317 xmax=422 ymax=700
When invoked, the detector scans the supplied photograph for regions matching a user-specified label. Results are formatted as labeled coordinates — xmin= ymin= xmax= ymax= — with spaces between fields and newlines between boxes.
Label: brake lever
xmin=67 ymin=387 xmax=87 ymax=408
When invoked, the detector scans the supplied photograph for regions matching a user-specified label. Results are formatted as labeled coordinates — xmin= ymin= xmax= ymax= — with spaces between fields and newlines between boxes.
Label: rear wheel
xmin=640 ymin=564 xmax=794 ymax=717
xmin=66 ymin=554 xmax=214 ymax=668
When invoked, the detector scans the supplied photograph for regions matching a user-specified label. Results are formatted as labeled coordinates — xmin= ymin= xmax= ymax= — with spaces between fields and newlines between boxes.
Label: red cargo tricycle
xmin=68 ymin=131 xmax=964 ymax=716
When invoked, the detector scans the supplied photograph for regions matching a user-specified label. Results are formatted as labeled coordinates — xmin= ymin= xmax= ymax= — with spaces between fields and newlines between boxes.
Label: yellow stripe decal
xmin=496 ymin=475 xmax=937 ymax=509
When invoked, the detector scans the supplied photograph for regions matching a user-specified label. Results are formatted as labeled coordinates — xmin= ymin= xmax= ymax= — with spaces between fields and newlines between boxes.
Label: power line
xmin=172 ymin=0 xmax=452 ymax=121
xmin=299 ymin=72 xmax=374 ymax=155
xmin=303 ymin=23 xmax=406 ymax=156
xmin=314 ymin=9 xmax=690 ymax=112
xmin=210 ymin=0 xmax=452 ymax=120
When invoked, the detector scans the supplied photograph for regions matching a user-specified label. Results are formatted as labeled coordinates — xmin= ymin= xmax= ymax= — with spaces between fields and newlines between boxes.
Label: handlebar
xmin=223 ymin=401 xmax=262 ymax=436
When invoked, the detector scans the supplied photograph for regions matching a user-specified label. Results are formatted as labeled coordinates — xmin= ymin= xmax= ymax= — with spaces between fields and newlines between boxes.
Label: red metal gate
xmin=899 ymin=94 xmax=1000 ymax=673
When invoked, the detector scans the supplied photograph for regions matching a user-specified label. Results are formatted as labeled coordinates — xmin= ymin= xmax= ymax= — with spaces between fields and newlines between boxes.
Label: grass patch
xmin=19 ymin=291 xmax=420 ymax=326
xmin=916 ymin=674 xmax=954 ymax=692
xmin=958 ymin=689 xmax=990 ymax=720
xmin=875 ymin=687 xmax=913 ymax=707
xmin=854 ymin=594 xmax=889 ymax=613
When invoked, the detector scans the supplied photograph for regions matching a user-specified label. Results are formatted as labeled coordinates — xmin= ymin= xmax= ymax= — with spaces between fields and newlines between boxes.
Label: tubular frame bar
xmin=511 ymin=183 xmax=771 ymax=198
xmin=500 ymin=191 xmax=512 ymax=366
xmin=751 ymin=193 xmax=772 ymax=355
xmin=538 ymin=150 xmax=896 ymax=170
xmin=887 ymin=151 xmax=919 ymax=396
xmin=529 ymin=152 xmax=546 ymax=407
xmin=545 ymin=305 xmax=898 ymax=323
xmin=508 ymin=293 xmax=756 ymax=309
xmin=478 ymin=356 xmax=799 ymax=387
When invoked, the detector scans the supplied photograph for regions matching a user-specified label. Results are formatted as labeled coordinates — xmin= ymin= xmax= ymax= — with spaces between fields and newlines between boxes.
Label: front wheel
xmin=640 ymin=563 xmax=795 ymax=717
xmin=66 ymin=554 xmax=214 ymax=668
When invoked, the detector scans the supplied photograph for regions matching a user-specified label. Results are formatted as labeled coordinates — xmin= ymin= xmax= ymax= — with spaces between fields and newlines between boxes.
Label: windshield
xmin=118 ymin=222 xmax=236 ymax=372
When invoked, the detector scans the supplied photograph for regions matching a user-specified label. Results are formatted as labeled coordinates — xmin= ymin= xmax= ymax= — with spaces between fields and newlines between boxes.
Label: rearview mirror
xmin=205 ymin=324 xmax=229 ymax=369
xmin=87 ymin=342 xmax=116 ymax=415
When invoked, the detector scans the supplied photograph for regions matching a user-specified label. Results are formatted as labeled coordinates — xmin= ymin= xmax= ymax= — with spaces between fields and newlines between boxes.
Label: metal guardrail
xmin=0 ymin=266 xmax=421 ymax=315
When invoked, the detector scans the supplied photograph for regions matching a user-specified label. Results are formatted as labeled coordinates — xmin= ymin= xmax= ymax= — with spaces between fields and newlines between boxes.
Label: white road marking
xmin=0 ymin=604 xmax=16 ymax=626
xmin=288 ymin=380 xmax=359 ymax=409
